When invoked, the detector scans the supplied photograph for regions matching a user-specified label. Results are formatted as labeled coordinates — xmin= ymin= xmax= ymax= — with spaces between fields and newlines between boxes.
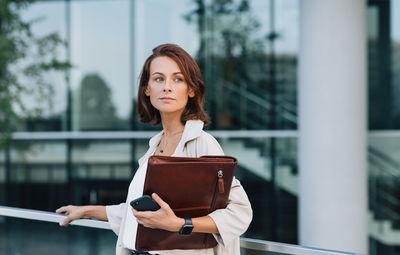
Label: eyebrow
xmin=151 ymin=72 xmax=184 ymax=76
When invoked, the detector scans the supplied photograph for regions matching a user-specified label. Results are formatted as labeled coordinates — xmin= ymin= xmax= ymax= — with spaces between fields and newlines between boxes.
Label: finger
xmin=133 ymin=210 xmax=142 ymax=217
xmin=60 ymin=216 xmax=71 ymax=226
xmin=134 ymin=211 xmax=152 ymax=219
xmin=136 ymin=217 xmax=146 ymax=225
xmin=56 ymin=206 xmax=65 ymax=213
xmin=57 ymin=205 xmax=73 ymax=213
xmin=152 ymin=193 xmax=168 ymax=208
xmin=137 ymin=218 xmax=153 ymax=229
xmin=132 ymin=209 xmax=145 ymax=217
xmin=137 ymin=221 xmax=145 ymax=226
xmin=132 ymin=209 xmax=140 ymax=217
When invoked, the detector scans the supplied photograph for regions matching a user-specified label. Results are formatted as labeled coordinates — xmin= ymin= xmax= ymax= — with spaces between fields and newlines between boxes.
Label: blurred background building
xmin=0 ymin=0 xmax=399 ymax=254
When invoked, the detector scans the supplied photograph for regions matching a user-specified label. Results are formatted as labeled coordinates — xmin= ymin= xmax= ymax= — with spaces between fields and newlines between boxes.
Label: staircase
xmin=219 ymin=138 xmax=298 ymax=194
xmin=368 ymin=145 xmax=400 ymax=245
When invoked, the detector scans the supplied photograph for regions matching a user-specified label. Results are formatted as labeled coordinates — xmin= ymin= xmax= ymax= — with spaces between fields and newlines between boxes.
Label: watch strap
xmin=184 ymin=217 xmax=192 ymax=225
xmin=179 ymin=217 xmax=193 ymax=235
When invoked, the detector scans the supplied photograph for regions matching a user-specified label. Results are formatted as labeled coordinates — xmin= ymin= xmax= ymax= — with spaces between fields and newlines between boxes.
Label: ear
xmin=188 ymin=88 xmax=195 ymax=98
xmin=145 ymin=86 xmax=150 ymax=96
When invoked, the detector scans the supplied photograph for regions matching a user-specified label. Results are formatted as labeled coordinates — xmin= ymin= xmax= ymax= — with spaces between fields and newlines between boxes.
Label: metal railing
xmin=0 ymin=205 xmax=361 ymax=255
xmin=10 ymin=130 xmax=298 ymax=140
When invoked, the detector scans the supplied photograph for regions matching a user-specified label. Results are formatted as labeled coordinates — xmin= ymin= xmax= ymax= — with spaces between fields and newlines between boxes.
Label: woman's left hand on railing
xmin=56 ymin=205 xmax=88 ymax=226
xmin=56 ymin=205 xmax=107 ymax=226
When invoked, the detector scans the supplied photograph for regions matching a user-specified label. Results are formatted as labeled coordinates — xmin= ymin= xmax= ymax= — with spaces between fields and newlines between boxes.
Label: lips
xmin=160 ymin=97 xmax=175 ymax=101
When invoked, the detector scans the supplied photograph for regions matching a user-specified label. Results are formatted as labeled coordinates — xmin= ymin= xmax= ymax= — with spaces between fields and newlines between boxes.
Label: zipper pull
xmin=218 ymin=170 xmax=224 ymax=193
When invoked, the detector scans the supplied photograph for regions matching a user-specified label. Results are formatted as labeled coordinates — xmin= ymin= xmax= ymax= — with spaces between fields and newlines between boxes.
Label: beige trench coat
xmin=106 ymin=120 xmax=253 ymax=255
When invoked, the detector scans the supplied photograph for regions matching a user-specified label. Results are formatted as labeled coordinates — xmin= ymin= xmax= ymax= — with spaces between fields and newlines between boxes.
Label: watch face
xmin=180 ymin=225 xmax=194 ymax=235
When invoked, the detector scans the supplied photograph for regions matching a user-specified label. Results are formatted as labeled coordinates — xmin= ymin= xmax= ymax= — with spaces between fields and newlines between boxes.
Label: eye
xmin=175 ymin=77 xmax=184 ymax=82
xmin=155 ymin=77 xmax=164 ymax=82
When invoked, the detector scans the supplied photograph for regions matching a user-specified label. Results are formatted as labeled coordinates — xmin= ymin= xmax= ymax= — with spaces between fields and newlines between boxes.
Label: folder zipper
xmin=210 ymin=169 xmax=224 ymax=212
xmin=218 ymin=170 xmax=224 ymax=193
xmin=204 ymin=169 xmax=224 ymax=247
xmin=210 ymin=170 xmax=224 ymax=212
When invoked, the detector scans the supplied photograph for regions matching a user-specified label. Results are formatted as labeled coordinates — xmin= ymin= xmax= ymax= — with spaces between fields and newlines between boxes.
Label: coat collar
xmin=148 ymin=120 xmax=204 ymax=149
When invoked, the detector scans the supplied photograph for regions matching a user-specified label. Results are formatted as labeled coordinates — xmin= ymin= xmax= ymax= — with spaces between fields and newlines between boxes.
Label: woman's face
xmin=145 ymin=56 xmax=194 ymax=116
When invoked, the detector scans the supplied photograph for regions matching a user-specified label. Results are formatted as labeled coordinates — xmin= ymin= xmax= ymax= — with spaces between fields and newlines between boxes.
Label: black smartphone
xmin=130 ymin=195 xmax=161 ymax=211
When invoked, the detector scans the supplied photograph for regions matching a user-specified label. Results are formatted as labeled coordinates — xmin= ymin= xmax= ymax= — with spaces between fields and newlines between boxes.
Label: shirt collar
xmin=148 ymin=120 xmax=204 ymax=149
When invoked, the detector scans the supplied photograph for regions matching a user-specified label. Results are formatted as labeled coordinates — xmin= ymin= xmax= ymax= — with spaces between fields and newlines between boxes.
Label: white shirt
xmin=122 ymin=133 xmax=180 ymax=252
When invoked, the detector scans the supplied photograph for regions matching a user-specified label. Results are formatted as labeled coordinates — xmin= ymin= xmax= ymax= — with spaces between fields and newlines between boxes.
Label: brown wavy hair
xmin=137 ymin=44 xmax=210 ymax=126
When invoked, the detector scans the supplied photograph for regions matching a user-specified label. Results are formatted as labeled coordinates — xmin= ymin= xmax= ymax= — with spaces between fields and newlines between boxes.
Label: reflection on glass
xmin=274 ymin=0 xmax=298 ymax=54
xmin=391 ymin=0 xmax=400 ymax=127
xmin=0 ymin=218 xmax=115 ymax=255
xmin=368 ymin=135 xmax=400 ymax=240
xmin=0 ymin=166 xmax=4 ymax=183
xmin=10 ymin=142 xmax=67 ymax=184
xmin=218 ymin=137 xmax=298 ymax=243
xmin=0 ymin=150 xmax=4 ymax=205
xmin=367 ymin=0 xmax=400 ymax=129
xmin=18 ymin=1 xmax=68 ymax=131
xmin=71 ymin=141 xmax=131 ymax=181
xmin=79 ymin=74 xmax=119 ymax=130
xmin=71 ymin=140 xmax=133 ymax=205
xmin=0 ymin=150 xmax=4 ymax=183
xmin=7 ymin=141 xmax=66 ymax=210
xmin=181 ymin=0 xmax=298 ymax=130
xmin=70 ymin=0 xmax=130 ymax=131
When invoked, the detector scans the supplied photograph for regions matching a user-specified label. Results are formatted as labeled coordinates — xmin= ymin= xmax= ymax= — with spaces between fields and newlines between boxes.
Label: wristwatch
xmin=179 ymin=217 xmax=194 ymax=235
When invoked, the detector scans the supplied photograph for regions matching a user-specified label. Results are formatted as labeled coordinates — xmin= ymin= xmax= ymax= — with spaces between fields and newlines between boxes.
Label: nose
xmin=163 ymin=78 xmax=172 ymax=92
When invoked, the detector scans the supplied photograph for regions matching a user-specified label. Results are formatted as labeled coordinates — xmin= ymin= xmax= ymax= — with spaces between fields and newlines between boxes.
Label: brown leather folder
xmin=135 ymin=155 xmax=237 ymax=251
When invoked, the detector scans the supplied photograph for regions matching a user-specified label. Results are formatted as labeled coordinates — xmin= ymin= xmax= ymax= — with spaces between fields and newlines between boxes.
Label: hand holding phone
xmin=130 ymin=195 xmax=161 ymax=211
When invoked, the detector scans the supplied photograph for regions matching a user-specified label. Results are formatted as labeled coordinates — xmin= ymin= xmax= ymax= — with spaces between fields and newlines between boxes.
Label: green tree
xmin=0 ymin=0 xmax=70 ymax=148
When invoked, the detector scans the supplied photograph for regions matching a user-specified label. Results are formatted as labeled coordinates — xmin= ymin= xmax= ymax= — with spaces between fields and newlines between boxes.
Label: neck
xmin=160 ymin=112 xmax=185 ymax=137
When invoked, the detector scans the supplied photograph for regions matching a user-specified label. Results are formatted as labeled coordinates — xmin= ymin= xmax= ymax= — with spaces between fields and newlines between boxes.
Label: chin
xmin=156 ymin=107 xmax=186 ymax=115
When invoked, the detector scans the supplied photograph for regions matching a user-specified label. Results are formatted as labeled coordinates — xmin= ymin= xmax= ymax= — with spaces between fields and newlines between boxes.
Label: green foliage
xmin=0 ymin=0 xmax=71 ymax=148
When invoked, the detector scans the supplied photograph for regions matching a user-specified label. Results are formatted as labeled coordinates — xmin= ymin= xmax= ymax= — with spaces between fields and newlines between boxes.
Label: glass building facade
xmin=1 ymin=0 xmax=400 ymax=254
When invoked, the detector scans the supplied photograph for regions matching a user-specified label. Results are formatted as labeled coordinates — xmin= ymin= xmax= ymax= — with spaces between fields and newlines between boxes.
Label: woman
xmin=56 ymin=44 xmax=252 ymax=255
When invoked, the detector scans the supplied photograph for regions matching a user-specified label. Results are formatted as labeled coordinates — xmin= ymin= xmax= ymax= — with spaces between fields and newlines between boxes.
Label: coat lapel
xmin=137 ymin=120 xmax=204 ymax=165
xmin=174 ymin=120 xmax=204 ymax=154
